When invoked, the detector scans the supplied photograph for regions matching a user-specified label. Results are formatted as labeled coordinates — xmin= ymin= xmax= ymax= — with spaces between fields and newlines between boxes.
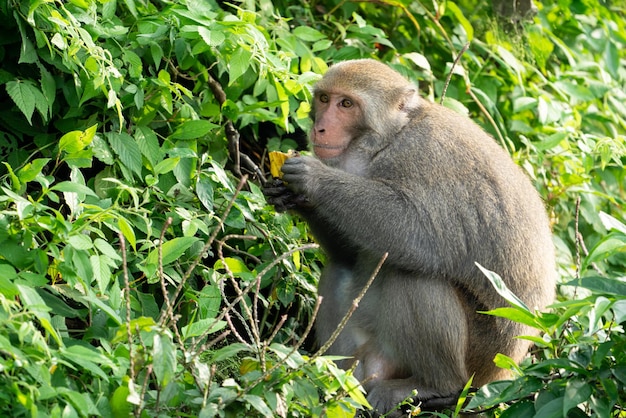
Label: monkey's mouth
xmin=313 ymin=143 xmax=345 ymax=150
xmin=312 ymin=142 xmax=346 ymax=159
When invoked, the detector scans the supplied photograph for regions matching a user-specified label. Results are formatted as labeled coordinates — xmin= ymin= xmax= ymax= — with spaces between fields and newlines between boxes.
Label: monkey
xmin=264 ymin=59 xmax=556 ymax=416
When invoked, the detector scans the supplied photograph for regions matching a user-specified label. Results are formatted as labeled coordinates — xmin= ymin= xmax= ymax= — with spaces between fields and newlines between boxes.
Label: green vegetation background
xmin=0 ymin=0 xmax=625 ymax=416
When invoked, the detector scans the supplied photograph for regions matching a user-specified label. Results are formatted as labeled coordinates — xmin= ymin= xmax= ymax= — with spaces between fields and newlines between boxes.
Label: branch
xmin=207 ymin=72 xmax=266 ymax=183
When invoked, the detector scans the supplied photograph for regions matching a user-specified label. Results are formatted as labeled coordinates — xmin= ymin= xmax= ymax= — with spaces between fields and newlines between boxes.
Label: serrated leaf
xmin=171 ymin=119 xmax=218 ymax=140
xmin=228 ymin=47 xmax=252 ymax=85
xmin=68 ymin=234 xmax=93 ymax=250
xmin=198 ymin=27 xmax=225 ymax=46
xmin=107 ymin=132 xmax=143 ymax=177
xmin=94 ymin=238 xmax=122 ymax=261
xmin=6 ymin=80 xmax=36 ymax=124
xmin=136 ymin=126 xmax=162 ymax=167
xmin=91 ymin=255 xmax=112 ymax=293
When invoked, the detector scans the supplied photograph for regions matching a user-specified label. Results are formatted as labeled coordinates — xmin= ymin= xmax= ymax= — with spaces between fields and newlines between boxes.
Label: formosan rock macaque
xmin=265 ymin=59 xmax=556 ymax=416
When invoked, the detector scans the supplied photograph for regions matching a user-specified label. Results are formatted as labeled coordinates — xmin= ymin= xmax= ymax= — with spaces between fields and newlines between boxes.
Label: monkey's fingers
xmin=418 ymin=391 xmax=463 ymax=411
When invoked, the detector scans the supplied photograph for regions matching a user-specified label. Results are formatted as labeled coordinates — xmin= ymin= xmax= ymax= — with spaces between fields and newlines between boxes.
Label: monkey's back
xmin=376 ymin=96 xmax=556 ymax=322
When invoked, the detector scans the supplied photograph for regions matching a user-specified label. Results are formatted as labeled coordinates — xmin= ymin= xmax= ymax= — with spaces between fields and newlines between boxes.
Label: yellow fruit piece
xmin=269 ymin=150 xmax=296 ymax=178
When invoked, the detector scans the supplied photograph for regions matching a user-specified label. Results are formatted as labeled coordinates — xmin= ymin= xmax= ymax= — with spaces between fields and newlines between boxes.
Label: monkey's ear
xmin=398 ymin=88 xmax=420 ymax=113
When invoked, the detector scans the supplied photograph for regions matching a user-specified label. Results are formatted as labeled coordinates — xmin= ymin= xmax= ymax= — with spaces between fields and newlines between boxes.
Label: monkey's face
xmin=310 ymin=89 xmax=363 ymax=160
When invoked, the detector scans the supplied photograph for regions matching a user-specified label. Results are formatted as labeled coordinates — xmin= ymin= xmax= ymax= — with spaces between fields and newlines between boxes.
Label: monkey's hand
xmin=263 ymin=178 xmax=310 ymax=212
xmin=280 ymin=156 xmax=323 ymax=195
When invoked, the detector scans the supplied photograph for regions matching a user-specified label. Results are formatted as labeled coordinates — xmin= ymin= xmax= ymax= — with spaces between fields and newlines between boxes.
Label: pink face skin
xmin=311 ymin=90 xmax=361 ymax=160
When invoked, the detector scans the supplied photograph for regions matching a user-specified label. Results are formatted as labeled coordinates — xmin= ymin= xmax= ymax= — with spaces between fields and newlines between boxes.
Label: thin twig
xmin=207 ymin=72 xmax=241 ymax=177
xmin=187 ymin=242 xmax=320 ymax=360
xmin=119 ymin=232 xmax=138 ymax=417
xmin=158 ymin=217 xmax=174 ymax=318
xmin=159 ymin=175 xmax=249 ymax=326
xmin=441 ymin=42 xmax=471 ymax=104
xmin=240 ymin=295 xmax=323 ymax=396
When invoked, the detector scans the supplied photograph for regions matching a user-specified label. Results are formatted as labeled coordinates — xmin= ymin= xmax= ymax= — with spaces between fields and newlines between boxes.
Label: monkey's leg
xmin=315 ymin=263 xmax=364 ymax=363
xmin=359 ymin=276 xmax=470 ymax=416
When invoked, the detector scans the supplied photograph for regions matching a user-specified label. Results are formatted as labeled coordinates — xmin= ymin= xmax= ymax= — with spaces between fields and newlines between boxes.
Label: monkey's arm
xmin=264 ymin=177 xmax=359 ymax=261
xmin=281 ymin=156 xmax=474 ymax=277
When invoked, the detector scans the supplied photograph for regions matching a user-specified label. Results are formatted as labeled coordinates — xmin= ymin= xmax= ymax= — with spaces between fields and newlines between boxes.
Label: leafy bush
xmin=0 ymin=0 xmax=625 ymax=416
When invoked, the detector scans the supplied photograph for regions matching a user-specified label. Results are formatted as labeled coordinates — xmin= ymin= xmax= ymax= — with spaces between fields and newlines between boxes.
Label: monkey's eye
xmin=340 ymin=98 xmax=353 ymax=108
xmin=319 ymin=93 xmax=329 ymax=103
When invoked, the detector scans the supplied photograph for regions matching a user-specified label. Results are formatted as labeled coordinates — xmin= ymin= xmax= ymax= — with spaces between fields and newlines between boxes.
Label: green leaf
xmin=476 ymin=263 xmax=530 ymax=311
xmin=599 ymin=211 xmax=626 ymax=235
xmin=534 ymin=132 xmax=567 ymax=152
xmin=94 ymin=238 xmax=122 ymax=262
xmin=68 ymin=234 xmax=93 ymax=250
xmin=196 ymin=176 xmax=214 ymax=211
xmin=228 ymin=47 xmax=252 ymax=85
xmin=153 ymin=157 xmax=180 ymax=175
xmin=198 ymin=27 xmax=225 ymax=46
xmin=243 ymin=394 xmax=273 ymax=417
xmin=110 ymin=384 xmax=133 ymax=417
xmin=214 ymin=257 xmax=249 ymax=274
xmin=91 ymin=255 xmax=112 ymax=294
xmin=17 ymin=158 xmax=50 ymax=183
xmin=107 ymin=132 xmax=143 ymax=177
xmin=123 ymin=50 xmax=143 ymax=78
xmin=118 ymin=217 xmax=136 ymax=251
xmin=145 ymin=236 xmax=199 ymax=267
xmin=604 ymin=40 xmax=619 ymax=79
xmin=62 ymin=345 xmax=112 ymax=381
xmin=51 ymin=181 xmax=99 ymax=198
xmin=152 ymin=333 xmax=176 ymax=387
xmin=210 ymin=343 xmax=250 ymax=362
xmin=171 ymin=120 xmax=218 ymax=140
xmin=136 ymin=126 xmax=163 ymax=167
xmin=293 ymin=26 xmax=327 ymax=42
xmin=181 ymin=318 xmax=227 ymax=338
xmin=446 ymin=2 xmax=474 ymax=41
xmin=483 ymin=306 xmax=538 ymax=328
xmin=79 ymin=288 xmax=122 ymax=325
xmin=59 ymin=125 xmax=97 ymax=154
xmin=6 ymin=80 xmax=37 ymax=124
xmin=563 ymin=379 xmax=592 ymax=415
xmin=566 ymin=276 xmax=626 ymax=296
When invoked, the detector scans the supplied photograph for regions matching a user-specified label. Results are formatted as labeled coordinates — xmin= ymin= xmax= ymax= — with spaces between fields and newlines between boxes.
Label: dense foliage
xmin=0 ymin=0 xmax=624 ymax=416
